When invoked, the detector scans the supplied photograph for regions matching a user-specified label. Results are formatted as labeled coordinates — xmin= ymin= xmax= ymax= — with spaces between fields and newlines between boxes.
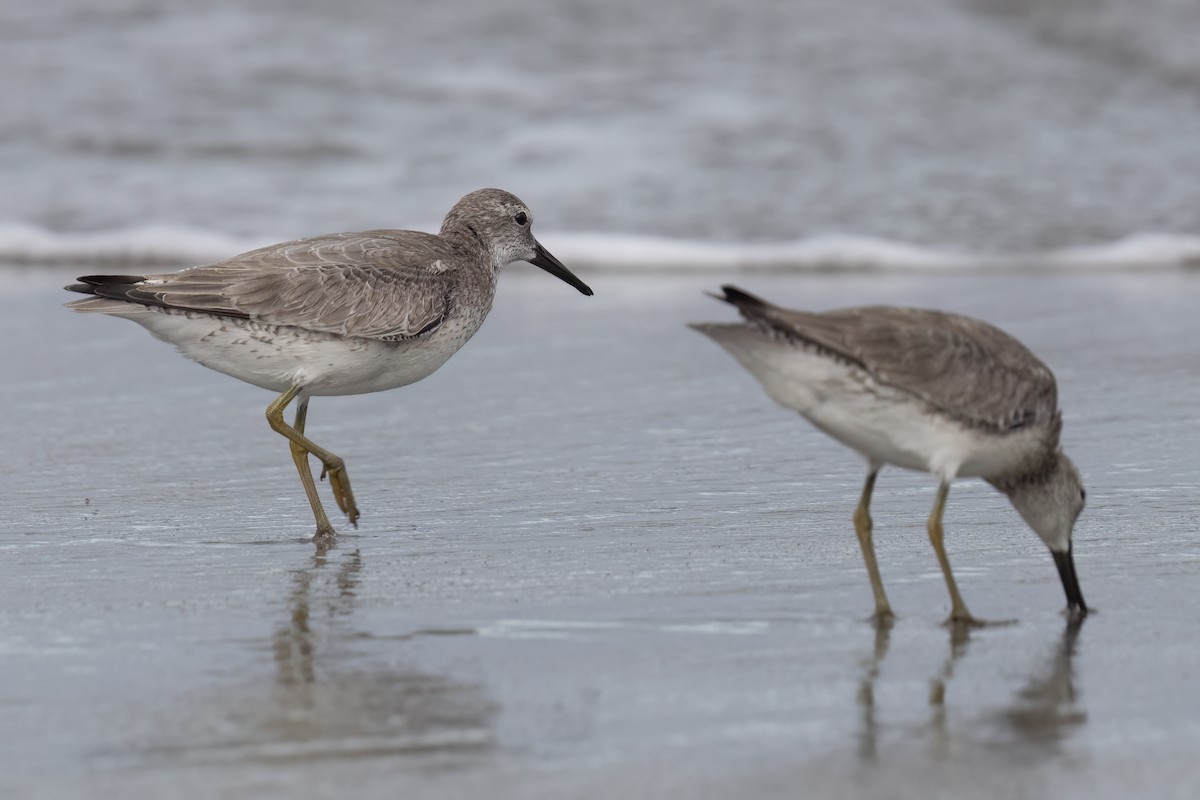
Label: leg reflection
xmin=928 ymin=621 xmax=973 ymax=760
xmin=857 ymin=616 xmax=894 ymax=762
xmin=273 ymin=548 xmax=362 ymax=688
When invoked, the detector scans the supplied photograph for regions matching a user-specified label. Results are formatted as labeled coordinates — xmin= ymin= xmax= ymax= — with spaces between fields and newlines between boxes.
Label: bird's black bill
xmin=1053 ymin=544 xmax=1088 ymax=617
xmin=529 ymin=242 xmax=593 ymax=296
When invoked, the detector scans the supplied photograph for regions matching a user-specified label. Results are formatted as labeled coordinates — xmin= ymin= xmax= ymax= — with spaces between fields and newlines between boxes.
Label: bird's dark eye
xmin=514 ymin=211 xmax=529 ymax=226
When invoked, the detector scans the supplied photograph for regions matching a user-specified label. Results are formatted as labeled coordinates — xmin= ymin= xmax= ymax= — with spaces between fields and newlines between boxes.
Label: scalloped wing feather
xmin=726 ymin=290 xmax=1059 ymax=436
xmin=133 ymin=231 xmax=460 ymax=340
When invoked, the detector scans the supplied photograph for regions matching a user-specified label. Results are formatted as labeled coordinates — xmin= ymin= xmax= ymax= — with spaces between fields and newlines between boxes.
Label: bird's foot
xmin=866 ymin=607 xmax=895 ymax=628
xmin=944 ymin=614 xmax=986 ymax=630
xmin=312 ymin=527 xmax=337 ymax=553
xmin=320 ymin=458 xmax=360 ymax=528
xmin=943 ymin=612 xmax=1015 ymax=630
xmin=1064 ymin=605 xmax=1092 ymax=621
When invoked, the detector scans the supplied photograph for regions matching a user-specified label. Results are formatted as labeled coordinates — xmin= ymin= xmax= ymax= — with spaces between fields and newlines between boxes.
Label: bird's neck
xmin=441 ymin=222 xmax=501 ymax=271
xmin=986 ymin=447 xmax=1060 ymax=495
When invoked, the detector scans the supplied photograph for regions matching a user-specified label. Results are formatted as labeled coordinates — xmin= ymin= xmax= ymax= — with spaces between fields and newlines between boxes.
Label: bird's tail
xmin=64 ymin=275 xmax=148 ymax=313
xmin=65 ymin=274 xmax=145 ymax=296
xmin=689 ymin=285 xmax=779 ymax=344
xmin=705 ymin=284 xmax=782 ymax=324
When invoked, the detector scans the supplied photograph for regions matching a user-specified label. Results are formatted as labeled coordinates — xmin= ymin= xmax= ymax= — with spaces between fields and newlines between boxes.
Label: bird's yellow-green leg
xmin=266 ymin=385 xmax=361 ymax=532
xmin=853 ymin=467 xmax=894 ymax=622
xmin=926 ymin=483 xmax=980 ymax=626
xmin=288 ymin=397 xmax=336 ymax=538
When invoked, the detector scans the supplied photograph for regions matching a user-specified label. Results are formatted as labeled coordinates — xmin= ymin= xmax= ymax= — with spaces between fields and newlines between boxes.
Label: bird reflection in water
xmin=137 ymin=546 xmax=495 ymax=767
xmin=242 ymin=546 xmax=498 ymax=762
xmin=271 ymin=546 xmax=361 ymax=687
xmin=995 ymin=618 xmax=1087 ymax=756
xmin=856 ymin=618 xmax=1087 ymax=764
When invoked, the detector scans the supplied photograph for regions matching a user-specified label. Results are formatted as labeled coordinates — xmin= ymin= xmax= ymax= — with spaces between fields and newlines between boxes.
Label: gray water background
xmin=3 ymin=266 xmax=1199 ymax=798
xmin=3 ymin=0 xmax=1200 ymax=251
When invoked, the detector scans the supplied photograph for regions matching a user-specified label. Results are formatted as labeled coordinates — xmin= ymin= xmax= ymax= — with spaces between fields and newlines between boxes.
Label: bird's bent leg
xmin=853 ymin=467 xmax=894 ymax=621
xmin=287 ymin=397 xmax=336 ymax=538
xmin=926 ymin=483 xmax=979 ymax=626
xmin=266 ymin=386 xmax=360 ymax=529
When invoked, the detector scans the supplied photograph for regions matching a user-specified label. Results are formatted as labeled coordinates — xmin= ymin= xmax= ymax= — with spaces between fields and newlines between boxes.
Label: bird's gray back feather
xmin=719 ymin=286 xmax=1061 ymax=438
xmin=77 ymin=230 xmax=491 ymax=341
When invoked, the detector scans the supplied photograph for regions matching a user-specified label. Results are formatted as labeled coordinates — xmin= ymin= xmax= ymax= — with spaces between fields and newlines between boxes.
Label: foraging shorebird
xmin=692 ymin=285 xmax=1087 ymax=624
xmin=66 ymin=188 xmax=593 ymax=541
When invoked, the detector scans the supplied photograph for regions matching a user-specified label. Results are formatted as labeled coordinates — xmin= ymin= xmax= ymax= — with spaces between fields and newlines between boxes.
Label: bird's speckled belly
xmin=131 ymin=307 xmax=482 ymax=396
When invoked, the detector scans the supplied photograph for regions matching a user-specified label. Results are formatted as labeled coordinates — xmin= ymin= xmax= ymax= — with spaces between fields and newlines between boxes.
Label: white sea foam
xmin=542 ymin=233 xmax=981 ymax=272
xmin=0 ymin=222 xmax=269 ymax=269
xmin=2 ymin=222 xmax=1198 ymax=273
xmin=545 ymin=232 xmax=1200 ymax=272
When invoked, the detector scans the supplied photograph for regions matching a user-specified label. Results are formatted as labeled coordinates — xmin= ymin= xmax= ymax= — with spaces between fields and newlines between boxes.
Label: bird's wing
xmin=93 ymin=231 xmax=462 ymax=340
xmin=718 ymin=285 xmax=1060 ymax=434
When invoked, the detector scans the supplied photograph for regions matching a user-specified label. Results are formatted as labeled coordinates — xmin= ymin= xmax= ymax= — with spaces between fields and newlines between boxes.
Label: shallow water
xmin=3 ymin=267 xmax=1200 ymax=798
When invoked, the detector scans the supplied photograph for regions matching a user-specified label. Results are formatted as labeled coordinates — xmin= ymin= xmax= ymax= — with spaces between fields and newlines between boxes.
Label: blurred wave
xmin=9 ymin=221 xmax=1198 ymax=272
xmin=2 ymin=0 xmax=1198 ymax=256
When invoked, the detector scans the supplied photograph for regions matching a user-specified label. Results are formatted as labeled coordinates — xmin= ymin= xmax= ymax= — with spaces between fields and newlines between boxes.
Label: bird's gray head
xmin=1002 ymin=450 xmax=1085 ymax=552
xmin=440 ymin=188 xmax=593 ymax=296
xmin=1000 ymin=450 xmax=1088 ymax=614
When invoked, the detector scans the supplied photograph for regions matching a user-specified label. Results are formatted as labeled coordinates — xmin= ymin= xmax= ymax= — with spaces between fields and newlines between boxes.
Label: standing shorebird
xmin=691 ymin=285 xmax=1086 ymax=624
xmin=66 ymin=188 xmax=593 ymax=541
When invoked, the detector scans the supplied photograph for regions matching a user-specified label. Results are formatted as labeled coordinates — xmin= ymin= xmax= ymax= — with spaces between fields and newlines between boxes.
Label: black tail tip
xmin=708 ymin=284 xmax=770 ymax=309
xmin=65 ymin=274 xmax=146 ymax=295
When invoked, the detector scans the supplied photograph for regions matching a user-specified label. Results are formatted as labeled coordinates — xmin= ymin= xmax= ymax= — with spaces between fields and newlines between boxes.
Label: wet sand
xmin=3 ymin=266 xmax=1199 ymax=798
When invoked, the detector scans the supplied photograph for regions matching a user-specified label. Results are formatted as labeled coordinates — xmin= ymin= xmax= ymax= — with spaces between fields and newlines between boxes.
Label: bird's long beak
xmin=528 ymin=241 xmax=593 ymax=296
xmin=1052 ymin=543 xmax=1087 ymax=616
